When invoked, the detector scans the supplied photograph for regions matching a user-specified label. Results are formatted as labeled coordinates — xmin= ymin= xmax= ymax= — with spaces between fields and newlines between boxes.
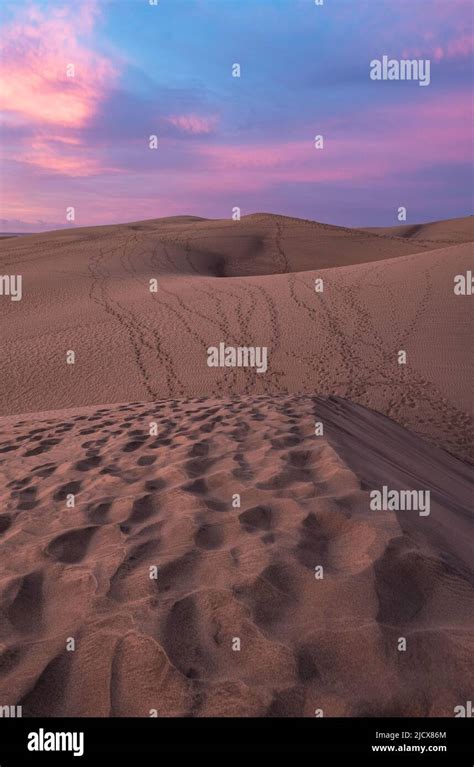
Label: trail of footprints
xmin=0 ymin=395 xmax=472 ymax=716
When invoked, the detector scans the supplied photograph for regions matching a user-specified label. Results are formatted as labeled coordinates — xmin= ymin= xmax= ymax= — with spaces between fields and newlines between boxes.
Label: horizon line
xmin=1 ymin=211 xmax=473 ymax=238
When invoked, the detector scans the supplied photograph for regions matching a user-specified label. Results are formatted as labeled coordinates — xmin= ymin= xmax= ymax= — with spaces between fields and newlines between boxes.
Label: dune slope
xmin=0 ymin=215 xmax=472 ymax=460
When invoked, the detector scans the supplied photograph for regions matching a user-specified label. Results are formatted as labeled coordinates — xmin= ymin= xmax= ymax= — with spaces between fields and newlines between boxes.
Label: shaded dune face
xmin=0 ymin=395 xmax=472 ymax=717
xmin=0 ymin=214 xmax=472 ymax=462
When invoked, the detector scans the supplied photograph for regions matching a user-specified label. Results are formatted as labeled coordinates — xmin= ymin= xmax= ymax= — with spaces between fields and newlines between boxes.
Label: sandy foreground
xmin=0 ymin=394 xmax=472 ymax=717
xmin=0 ymin=214 xmax=472 ymax=717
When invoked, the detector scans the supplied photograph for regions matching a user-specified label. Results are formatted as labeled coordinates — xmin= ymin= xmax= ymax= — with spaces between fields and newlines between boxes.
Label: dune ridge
xmin=0 ymin=214 xmax=472 ymax=460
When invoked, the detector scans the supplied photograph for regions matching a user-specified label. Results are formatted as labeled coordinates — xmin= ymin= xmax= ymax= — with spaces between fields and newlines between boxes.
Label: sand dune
xmin=0 ymin=394 xmax=472 ymax=717
xmin=315 ymin=396 xmax=473 ymax=574
xmin=0 ymin=214 xmax=472 ymax=718
xmin=0 ymin=214 xmax=472 ymax=459
xmin=363 ymin=214 xmax=474 ymax=244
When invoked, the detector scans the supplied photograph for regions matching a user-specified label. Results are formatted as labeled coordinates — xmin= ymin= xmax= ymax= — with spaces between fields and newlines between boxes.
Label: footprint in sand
xmin=239 ymin=505 xmax=274 ymax=533
xmin=45 ymin=526 xmax=99 ymax=564
xmin=194 ymin=523 xmax=224 ymax=549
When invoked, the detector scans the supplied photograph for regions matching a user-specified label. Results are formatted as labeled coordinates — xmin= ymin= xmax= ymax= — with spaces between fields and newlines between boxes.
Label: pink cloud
xmin=19 ymin=136 xmax=116 ymax=176
xmin=0 ymin=1 xmax=118 ymax=173
xmin=361 ymin=0 xmax=473 ymax=62
xmin=191 ymin=90 xmax=472 ymax=191
xmin=1 ymin=1 xmax=116 ymax=128
xmin=3 ymin=85 xmax=470 ymax=227
xmin=435 ymin=34 xmax=474 ymax=60
xmin=166 ymin=113 xmax=219 ymax=135
xmin=403 ymin=31 xmax=474 ymax=61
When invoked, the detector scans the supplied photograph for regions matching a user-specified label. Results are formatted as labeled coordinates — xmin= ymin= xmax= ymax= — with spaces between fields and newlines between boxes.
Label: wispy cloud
xmin=0 ymin=0 xmax=118 ymax=173
xmin=1 ymin=2 xmax=117 ymax=126
xmin=165 ymin=114 xmax=219 ymax=135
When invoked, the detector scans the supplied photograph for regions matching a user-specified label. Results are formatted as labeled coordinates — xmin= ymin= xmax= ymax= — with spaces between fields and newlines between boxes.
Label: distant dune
xmin=363 ymin=215 xmax=474 ymax=244
xmin=0 ymin=213 xmax=472 ymax=459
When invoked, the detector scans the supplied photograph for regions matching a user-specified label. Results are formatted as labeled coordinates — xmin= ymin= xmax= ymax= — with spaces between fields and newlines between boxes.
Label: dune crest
xmin=0 ymin=215 xmax=472 ymax=460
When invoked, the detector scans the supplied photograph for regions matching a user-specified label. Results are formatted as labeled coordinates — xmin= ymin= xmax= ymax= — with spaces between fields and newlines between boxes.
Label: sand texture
xmin=0 ymin=214 xmax=472 ymax=717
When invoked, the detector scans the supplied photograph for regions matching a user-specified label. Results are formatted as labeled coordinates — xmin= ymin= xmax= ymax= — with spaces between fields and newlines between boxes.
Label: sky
xmin=0 ymin=0 xmax=473 ymax=232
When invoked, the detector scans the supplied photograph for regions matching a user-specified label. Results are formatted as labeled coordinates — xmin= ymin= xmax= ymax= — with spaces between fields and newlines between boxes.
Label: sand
xmin=0 ymin=214 xmax=472 ymax=717
xmin=1 ymin=213 xmax=472 ymax=459
xmin=0 ymin=394 xmax=472 ymax=717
